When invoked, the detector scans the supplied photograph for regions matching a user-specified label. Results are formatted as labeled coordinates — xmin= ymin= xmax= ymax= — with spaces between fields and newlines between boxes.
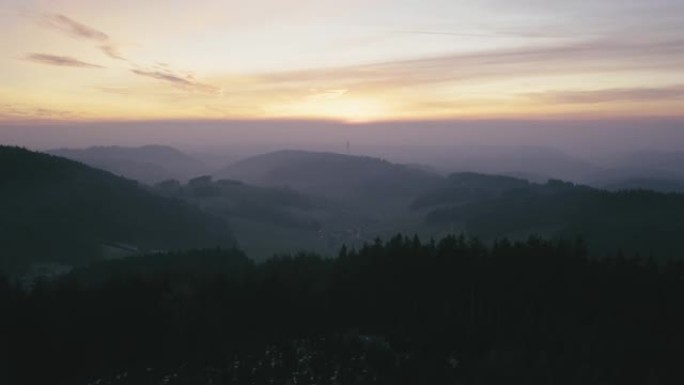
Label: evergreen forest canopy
xmin=2 ymin=235 xmax=683 ymax=384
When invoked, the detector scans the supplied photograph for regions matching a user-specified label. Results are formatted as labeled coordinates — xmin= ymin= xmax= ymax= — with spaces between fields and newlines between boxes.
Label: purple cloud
xmin=528 ymin=85 xmax=684 ymax=104
xmin=24 ymin=53 xmax=103 ymax=68
xmin=99 ymin=43 xmax=125 ymax=60
xmin=42 ymin=13 xmax=109 ymax=42
xmin=41 ymin=13 xmax=126 ymax=61
xmin=131 ymin=69 xmax=221 ymax=94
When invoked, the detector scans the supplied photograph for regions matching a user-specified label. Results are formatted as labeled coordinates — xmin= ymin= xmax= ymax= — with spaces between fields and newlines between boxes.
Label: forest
xmin=3 ymin=235 xmax=683 ymax=385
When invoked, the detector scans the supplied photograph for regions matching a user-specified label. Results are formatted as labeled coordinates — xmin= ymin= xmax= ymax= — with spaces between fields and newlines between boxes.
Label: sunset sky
xmin=1 ymin=0 xmax=684 ymax=123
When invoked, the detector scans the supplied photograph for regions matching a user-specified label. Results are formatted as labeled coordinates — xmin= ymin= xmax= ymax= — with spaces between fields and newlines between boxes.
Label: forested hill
xmin=214 ymin=150 xmax=443 ymax=205
xmin=0 ymin=146 xmax=235 ymax=275
xmin=414 ymin=173 xmax=684 ymax=259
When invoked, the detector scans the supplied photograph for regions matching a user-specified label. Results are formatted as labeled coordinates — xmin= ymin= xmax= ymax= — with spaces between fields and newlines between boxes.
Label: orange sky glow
xmin=1 ymin=0 xmax=684 ymax=123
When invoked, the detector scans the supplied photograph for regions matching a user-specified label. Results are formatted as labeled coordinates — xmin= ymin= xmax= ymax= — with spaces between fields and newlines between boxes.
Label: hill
xmin=414 ymin=173 xmax=684 ymax=258
xmin=585 ymin=150 xmax=684 ymax=192
xmin=0 ymin=146 xmax=235 ymax=275
xmin=362 ymin=144 xmax=599 ymax=183
xmin=153 ymin=176 xmax=374 ymax=260
xmin=214 ymin=150 xmax=443 ymax=207
xmin=48 ymin=145 xmax=207 ymax=184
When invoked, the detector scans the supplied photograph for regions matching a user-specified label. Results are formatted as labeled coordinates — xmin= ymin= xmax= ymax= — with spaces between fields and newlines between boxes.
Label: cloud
xmin=306 ymin=89 xmax=348 ymax=101
xmin=399 ymin=29 xmax=544 ymax=39
xmin=258 ymin=38 xmax=684 ymax=90
xmin=40 ymin=13 xmax=126 ymax=60
xmin=99 ymin=43 xmax=125 ymax=60
xmin=42 ymin=13 xmax=109 ymax=42
xmin=36 ymin=13 xmax=219 ymax=95
xmin=0 ymin=103 xmax=77 ymax=119
xmin=94 ymin=86 xmax=132 ymax=95
xmin=24 ymin=53 xmax=103 ymax=68
xmin=527 ymin=85 xmax=684 ymax=104
xmin=131 ymin=68 xmax=222 ymax=94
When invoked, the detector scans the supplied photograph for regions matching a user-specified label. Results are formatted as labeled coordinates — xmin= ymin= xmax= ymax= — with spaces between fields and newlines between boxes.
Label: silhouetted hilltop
xmin=215 ymin=150 xmax=442 ymax=205
xmin=48 ymin=145 xmax=207 ymax=183
xmin=0 ymin=146 xmax=234 ymax=275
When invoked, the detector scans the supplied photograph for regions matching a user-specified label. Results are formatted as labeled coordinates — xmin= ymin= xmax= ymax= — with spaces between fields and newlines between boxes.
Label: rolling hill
xmin=214 ymin=150 xmax=443 ymax=207
xmin=0 ymin=146 xmax=235 ymax=276
xmin=153 ymin=176 xmax=375 ymax=260
xmin=361 ymin=144 xmax=600 ymax=183
xmin=414 ymin=173 xmax=684 ymax=259
xmin=48 ymin=145 xmax=207 ymax=184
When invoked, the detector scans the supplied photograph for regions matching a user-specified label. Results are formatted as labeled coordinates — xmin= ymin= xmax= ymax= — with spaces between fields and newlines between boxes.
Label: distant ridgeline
xmin=47 ymin=145 xmax=208 ymax=184
xmin=411 ymin=173 xmax=684 ymax=259
xmin=2 ymin=235 xmax=683 ymax=384
xmin=212 ymin=150 xmax=684 ymax=260
xmin=4 ymin=145 xmax=684 ymax=279
xmin=0 ymin=146 xmax=235 ymax=276
xmin=214 ymin=149 xmax=444 ymax=206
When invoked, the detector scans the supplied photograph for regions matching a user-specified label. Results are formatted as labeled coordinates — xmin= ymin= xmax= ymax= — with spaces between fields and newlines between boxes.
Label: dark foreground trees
xmin=2 ymin=236 xmax=684 ymax=384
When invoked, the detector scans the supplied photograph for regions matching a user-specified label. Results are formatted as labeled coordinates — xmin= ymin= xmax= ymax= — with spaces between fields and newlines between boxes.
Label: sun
xmin=270 ymin=96 xmax=391 ymax=123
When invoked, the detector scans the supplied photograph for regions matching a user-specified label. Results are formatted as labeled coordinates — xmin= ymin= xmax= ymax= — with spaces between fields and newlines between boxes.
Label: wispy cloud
xmin=24 ymin=53 xmax=103 ymax=68
xmin=399 ymin=29 xmax=545 ymax=39
xmin=36 ymin=12 xmax=221 ymax=95
xmin=131 ymin=68 xmax=222 ymax=94
xmin=527 ymin=85 xmax=684 ymax=104
xmin=94 ymin=86 xmax=133 ymax=95
xmin=306 ymin=89 xmax=348 ymax=101
xmin=0 ymin=103 xmax=77 ymax=119
xmin=40 ymin=13 xmax=126 ymax=60
xmin=41 ymin=13 xmax=109 ymax=41
xmin=99 ymin=43 xmax=125 ymax=60
xmin=259 ymin=38 xmax=684 ymax=89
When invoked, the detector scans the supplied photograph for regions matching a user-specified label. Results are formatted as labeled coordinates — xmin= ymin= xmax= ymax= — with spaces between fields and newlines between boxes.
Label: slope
xmin=415 ymin=173 xmax=684 ymax=259
xmin=214 ymin=150 xmax=443 ymax=208
xmin=0 ymin=146 xmax=234 ymax=275
xmin=48 ymin=145 xmax=207 ymax=184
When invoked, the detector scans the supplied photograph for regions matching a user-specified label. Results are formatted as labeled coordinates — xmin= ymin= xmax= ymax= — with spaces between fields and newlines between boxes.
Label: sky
xmin=1 ymin=0 xmax=684 ymax=124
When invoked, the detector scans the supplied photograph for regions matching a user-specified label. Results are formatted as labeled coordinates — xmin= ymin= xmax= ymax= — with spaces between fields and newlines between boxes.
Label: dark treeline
xmin=3 ymin=235 xmax=684 ymax=384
